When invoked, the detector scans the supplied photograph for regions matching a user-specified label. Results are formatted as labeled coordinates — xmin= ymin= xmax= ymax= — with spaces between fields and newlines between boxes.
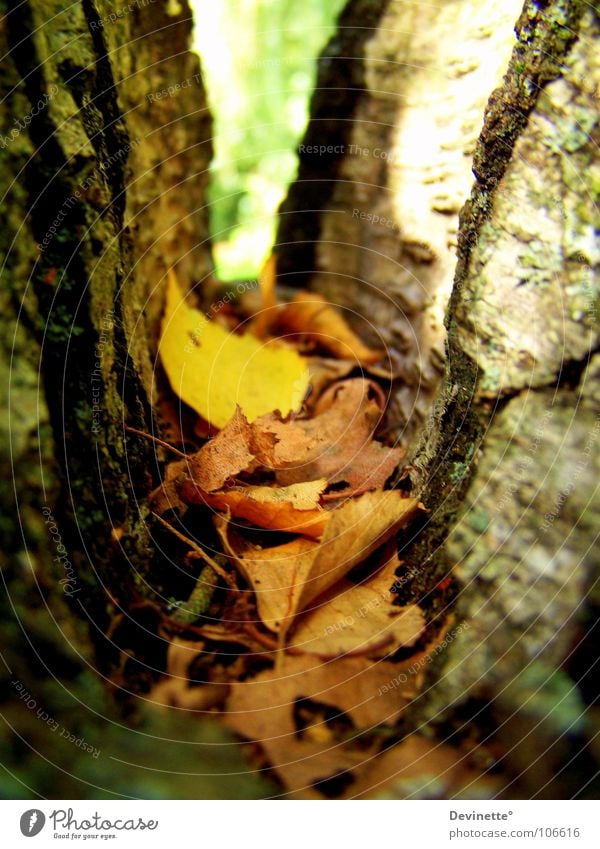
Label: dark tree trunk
xmin=0 ymin=0 xmax=268 ymax=799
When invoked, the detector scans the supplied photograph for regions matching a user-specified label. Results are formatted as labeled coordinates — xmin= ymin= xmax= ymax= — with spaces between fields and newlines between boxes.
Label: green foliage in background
xmin=193 ymin=0 xmax=346 ymax=279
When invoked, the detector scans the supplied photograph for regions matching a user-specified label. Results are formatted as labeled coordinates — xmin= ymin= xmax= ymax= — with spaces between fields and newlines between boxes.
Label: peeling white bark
xmin=305 ymin=0 xmax=523 ymax=445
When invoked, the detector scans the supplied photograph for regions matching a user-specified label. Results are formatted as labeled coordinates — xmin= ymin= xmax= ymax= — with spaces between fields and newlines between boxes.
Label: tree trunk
xmin=411 ymin=1 xmax=600 ymax=796
xmin=278 ymin=0 xmax=599 ymax=796
xmin=0 ymin=0 xmax=269 ymax=798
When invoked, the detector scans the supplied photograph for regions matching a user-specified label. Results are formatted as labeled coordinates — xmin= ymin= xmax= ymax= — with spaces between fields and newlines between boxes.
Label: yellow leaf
xmin=159 ymin=271 xmax=309 ymax=429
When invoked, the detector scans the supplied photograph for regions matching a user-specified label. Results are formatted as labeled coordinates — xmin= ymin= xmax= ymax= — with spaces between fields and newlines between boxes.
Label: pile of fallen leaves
xmin=136 ymin=264 xmax=481 ymax=799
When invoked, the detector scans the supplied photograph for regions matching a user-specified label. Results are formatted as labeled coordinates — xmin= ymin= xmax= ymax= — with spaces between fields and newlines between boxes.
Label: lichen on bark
xmin=406 ymin=3 xmax=599 ymax=732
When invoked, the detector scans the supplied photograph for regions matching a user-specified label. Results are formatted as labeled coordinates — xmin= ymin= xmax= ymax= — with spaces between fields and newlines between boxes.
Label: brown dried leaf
xmin=257 ymin=378 xmax=373 ymax=464
xmin=187 ymin=406 xmax=263 ymax=492
xmin=223 ymin=653 xmax=414 ymax=796
xmin=179 ymin=479 xmax=329 ymax=540
xmin=304 ymin=358 xmax=395 ymax=416
xmin=151 ymin=406 xmax=278 ymax=511
xmin=154 ymin=380 xmax=403 ymax=514
xmin=259 ymin=379 xmax=404 ymax=495
xmin=305 ymin=358 xmax=356 ymax=405
xmin=278 ymin=291 xmax=384 ymax=365
xmin=217 ymin=491 xmax=422 ymax=633
xmin=290 ymin=553 xmax=425 ymax=658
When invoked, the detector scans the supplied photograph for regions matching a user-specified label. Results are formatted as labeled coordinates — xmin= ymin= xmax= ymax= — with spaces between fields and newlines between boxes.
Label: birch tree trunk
xmin=278 ymin=0 xmax=599 ymax=796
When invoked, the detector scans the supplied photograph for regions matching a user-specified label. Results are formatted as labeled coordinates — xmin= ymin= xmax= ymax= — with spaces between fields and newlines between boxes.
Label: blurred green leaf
xmin=193 ymin=0 xmax=346 ymax=279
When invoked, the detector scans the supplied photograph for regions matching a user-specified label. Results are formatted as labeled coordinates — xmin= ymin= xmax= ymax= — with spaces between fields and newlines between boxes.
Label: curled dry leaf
xmin=150 ymin=406 xmax=277 ymax=513
xmin=290 ymin=552 xmax=425 ymax=658
xmin=255 ymin=378 xmax=370 ymax=471
xmin=184 ymin=405 xmax=277 ymax=493
xmin=312 ymin=375 xmax=386 ymax=416
xmin=259 ymin=379 xmax=405 ymax=495
xmin=159 ymin=270 xmax=309 ymax=428
xmin=278 ymin=291 xmax=384 ymax=365
xmin=223 ymin=653 xmax=415 ymax=797
xmin=305 ymin=358 xmax=357 ymax=406
xmin=188 ymin=405 xmax=257 ymax=491
xmin=217 ymin=491 xmax=422 ymax=633
xmin=306 ymin=358 xmax=394 ymax=407
xmin=179 ymin=478 xmax=330 ymax=540
xmin=303 ymin=357 xmax=395 ymax=414
xmin=152 ymin=380 xmax=404 ymax=515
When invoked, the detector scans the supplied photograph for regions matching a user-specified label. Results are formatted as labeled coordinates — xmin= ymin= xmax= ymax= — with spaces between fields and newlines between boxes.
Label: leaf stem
xmin=124 ymin=424 xmax=188 ymax=459
xmin=151 ymin=511 xmax=236 ymax=588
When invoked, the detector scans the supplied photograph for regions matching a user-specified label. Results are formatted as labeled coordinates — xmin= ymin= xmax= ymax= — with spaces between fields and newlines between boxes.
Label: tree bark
xmin=277 ymin=0 xmax=526 ymax=447
xmin=0 ymin=0 xmax=268 ymax=798
xmin=279 ymin=0 xmax=599 ymax=796
xmin=410 ymin=3 xmax=600 ymax=796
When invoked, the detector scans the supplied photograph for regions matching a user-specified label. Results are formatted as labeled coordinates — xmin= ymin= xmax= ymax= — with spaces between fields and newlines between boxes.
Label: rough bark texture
xmin=411 ymin=0 xmax=599 ymax=716
xmin=280 ymin=0 xmax=599 ymax=796
xmin=0 ymin=0 xmax=267 ymax=798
